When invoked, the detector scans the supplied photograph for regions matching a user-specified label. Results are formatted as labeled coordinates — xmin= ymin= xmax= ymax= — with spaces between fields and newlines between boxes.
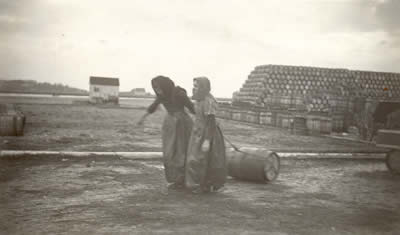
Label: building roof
xmin=90 ymin=76 xmax=119 ymax=86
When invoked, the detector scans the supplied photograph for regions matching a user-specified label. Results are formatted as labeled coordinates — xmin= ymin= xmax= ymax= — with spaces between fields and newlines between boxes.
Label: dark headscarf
xmin=151 ymin=75 xmax=175 ymax=99
xmin=193 ymin=76 xmax=211 ymax=101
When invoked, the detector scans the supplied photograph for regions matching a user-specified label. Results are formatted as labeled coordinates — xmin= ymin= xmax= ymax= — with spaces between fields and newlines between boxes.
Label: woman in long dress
xmin=137 ymin=75 xmax=195 ymax=189
xmin=185 ymin=77 xmax=227 ymax=193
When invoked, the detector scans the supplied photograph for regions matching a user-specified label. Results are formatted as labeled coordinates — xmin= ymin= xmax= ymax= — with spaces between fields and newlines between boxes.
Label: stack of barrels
xmin=234 ymin=64 xmax=400 ymax=113
xmin=350 ymin=70 xmax=400 ymax=99
xmin=226 ymin=64 xmax=400 ymax=134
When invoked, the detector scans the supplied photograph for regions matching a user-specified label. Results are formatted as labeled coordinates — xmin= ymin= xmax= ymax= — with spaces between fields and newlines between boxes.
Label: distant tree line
xmin=0 ymin=80 xmax=88 ymax=95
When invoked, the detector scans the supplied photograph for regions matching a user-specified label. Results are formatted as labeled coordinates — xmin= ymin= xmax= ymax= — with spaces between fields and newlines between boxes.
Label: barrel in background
xmin=306 ymin=115 xmax=332 ymax=135
xmin=0 ymin=104 xmax=26 ymax=136
xmin=245 ymin=110 xmax=260 ymax=124
xmin=276 ymin=112 xmax=292 ymax=128
xmin=259 ymin=111 xmax=272 ymax=125
xmin=291 ymin=116 xmax=308 ymax=135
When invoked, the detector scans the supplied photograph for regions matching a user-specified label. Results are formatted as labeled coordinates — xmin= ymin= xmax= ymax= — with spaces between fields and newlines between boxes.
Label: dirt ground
xmin=1 ymin=98 xmax=398 ymax=234
xmin=1 ymin=155 xmax=399 ymax=235
xmin=0 ymin=101 xmax=386 ymax=153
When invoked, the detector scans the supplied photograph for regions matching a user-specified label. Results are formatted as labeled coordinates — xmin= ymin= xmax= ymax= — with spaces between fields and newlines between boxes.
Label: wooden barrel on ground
xmin=217 ymin=106 xmax=232 ymax=120
xmin=0 ymin=115 xmax=16 ymax=136
xmin=320 ymin=117 xmax=333 ymax=134
xmin=276 ymin=112 xmax=292 ymax=128
xmin=239 ymin=109 xmax=248 ymax=122
xmin=13 ymin=115 xmax=26 ymax=136
xmin=226 ymin=148 xmax=280 ymax=183
xmin=246 ymin=110 xmax=260 ymax=124
xmin=307 ymin=116 xmax=321 ymax=135
xmin=376 ymin=129 xmax=400 ymax=174
xmin=306 ymin=114 xmax=332 ymax=135
xmin=292 ymin=116 xmax=308 ymax=135
xmin=0 ymin=104 xmax=26 ymax=136
xmin=259 ymin=111 xmax=272 ymax=125
xmin=231 ymin=108 xmax=242 ymax=121
xmin=331 ymin=114 xmax=345 ymax=132
xmin=271 ymin=111 xmax=278 ymax=126
xmin=386 ymin=150 xmax=400 ymax=175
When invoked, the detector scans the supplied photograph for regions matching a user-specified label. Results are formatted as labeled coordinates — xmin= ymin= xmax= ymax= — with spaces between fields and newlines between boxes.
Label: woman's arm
xmin=137 ymin=112 xmax=150 ymax=126
xmin=201 ymin=96 xmax=218 ymax=152
xmin=182 ymin=93 xmax=195 ymax=114
xmin=147 ymin=97 xmax=162 ymax=114
xmin=137 ymin=97 xmax=161 ymax=126
xmin=176 ymin=87 xmax=195 ymax=114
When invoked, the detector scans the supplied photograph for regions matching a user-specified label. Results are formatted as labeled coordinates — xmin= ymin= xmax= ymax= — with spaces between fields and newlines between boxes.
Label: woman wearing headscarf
xmin=185 ymin=77 xmax=227 ymax=193
xmin=137 ymin=75 xmax=195 ymax=189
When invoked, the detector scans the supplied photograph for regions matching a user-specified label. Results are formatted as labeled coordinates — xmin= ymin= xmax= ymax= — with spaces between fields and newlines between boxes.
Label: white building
xmin=131 ymin=88 xmax=147 ymax=96
xmin=89 ymin=76 xmax=119 ymax=104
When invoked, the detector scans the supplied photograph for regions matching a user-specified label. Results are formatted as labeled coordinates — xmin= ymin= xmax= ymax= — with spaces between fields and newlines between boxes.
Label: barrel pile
xmin=235 ymin=65 xmax=400 ymax=111
xmin=223 ymin=64 xmax=400 ymax=134
xmin=351 ymin=70 xmax=400 ymax=99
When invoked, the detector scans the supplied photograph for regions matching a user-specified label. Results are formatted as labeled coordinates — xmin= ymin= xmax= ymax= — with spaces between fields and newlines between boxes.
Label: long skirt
xmin=185 ymin=125 xmax=227 ymax=189
xmin=162 ymin=111 xmax=193 ymax=184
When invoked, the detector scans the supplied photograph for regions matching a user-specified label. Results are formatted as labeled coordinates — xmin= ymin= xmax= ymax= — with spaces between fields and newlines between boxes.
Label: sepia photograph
xmin=1 ymin=0 xmax=400 ymax=234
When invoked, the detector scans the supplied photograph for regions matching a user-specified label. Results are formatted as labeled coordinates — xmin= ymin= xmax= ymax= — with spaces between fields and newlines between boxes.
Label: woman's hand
xmin=201 ymin=139 xmax=210 ymax=152
xmin=136 ymin=119 xmax=144 ymax=127
xmin=136 ymin=113 xmax=149 ymax=127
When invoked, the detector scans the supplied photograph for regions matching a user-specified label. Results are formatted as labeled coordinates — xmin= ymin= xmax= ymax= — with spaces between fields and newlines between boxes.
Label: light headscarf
xmin=193 ymin=76 xmax=211 ymax=101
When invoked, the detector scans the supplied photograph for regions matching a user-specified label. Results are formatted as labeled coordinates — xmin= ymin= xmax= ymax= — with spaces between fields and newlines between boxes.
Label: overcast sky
xmin=0 ymin=0 xmax=399 ymax=97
